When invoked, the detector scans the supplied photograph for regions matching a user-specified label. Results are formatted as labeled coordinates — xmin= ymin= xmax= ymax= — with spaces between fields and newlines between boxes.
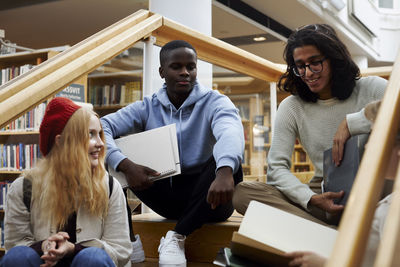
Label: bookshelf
xmin=228 ymin=94 xmax=270 ymax=179
xmin=226 ymin=93 xmax=314 ymax=182
xmin=292 ymin=144 xmax=314 ymax=173
xmin=87 ymin=44 xmax=144 ymax=117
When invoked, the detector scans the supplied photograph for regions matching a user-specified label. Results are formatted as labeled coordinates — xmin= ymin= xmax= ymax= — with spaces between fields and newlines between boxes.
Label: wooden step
xmin=132 ymin=212 xmax=243 ymax=263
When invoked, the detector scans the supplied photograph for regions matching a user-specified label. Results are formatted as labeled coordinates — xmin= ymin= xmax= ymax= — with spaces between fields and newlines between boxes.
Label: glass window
xmin=379 ymin=0 xmax=393 ymax=8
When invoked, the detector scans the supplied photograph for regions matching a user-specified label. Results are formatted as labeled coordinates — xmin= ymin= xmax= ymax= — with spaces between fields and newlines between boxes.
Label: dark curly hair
xmin=278 ymin=24 xmax=360 ymax=102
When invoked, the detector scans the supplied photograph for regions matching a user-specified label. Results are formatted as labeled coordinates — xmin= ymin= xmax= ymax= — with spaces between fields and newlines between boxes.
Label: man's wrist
xmin=216 ymin=166 xmax=233 ymax=178
xmin=117 ymin=158 xmax=129 ymax=172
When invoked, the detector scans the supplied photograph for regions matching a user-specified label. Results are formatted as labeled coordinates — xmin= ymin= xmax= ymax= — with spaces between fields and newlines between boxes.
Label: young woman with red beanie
xmin=1 ymin=97 xmax=132 ymax=267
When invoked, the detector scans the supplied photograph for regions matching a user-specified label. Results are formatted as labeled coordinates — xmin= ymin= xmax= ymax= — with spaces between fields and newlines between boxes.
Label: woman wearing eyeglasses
xmin=233 ymin=24 xmax=387 ymax=226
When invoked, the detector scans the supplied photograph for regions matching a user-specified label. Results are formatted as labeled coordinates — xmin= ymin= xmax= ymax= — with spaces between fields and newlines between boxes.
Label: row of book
xmin=88 ymin=81 xmax=142 ymax=107
xmin=0 ymin=102 xmax=47 ymax=132
xmin=294 ymin=165 xmax=311 ymax=172
xmin=294 ymin=150 xmax=309 ymax=163
xmin=0 ymin=64 xmax=34 ymax=86
xmin=236 ymin=104 xmax=250 ymax=121
xmin=0 ymin=181 xmax=11 ymax=210
xmin=0 ymin=144 xmax=41 ymax=171
xmin=0 ymin=220 xmax=4 ymax=249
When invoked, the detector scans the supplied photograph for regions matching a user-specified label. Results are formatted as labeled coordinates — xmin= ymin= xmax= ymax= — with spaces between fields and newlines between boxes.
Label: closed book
xmin=323 ymin=134 xmax=369 ymax=205
xmin=109 ymin=124 xmax=181 ymax=188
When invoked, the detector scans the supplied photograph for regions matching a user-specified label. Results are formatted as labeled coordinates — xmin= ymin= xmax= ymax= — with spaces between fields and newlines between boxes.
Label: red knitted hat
xmin=39 ymin=97 xmax=81 ymax=156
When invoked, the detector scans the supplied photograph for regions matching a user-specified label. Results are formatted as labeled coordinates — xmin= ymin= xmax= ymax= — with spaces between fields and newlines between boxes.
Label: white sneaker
xmin=131 ymin=234 xmax=145 ymax=263
xmin=158 ymin=230 xmax=187 ymax=267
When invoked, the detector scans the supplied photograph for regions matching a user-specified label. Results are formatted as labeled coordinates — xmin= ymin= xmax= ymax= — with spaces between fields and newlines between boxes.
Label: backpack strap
xmin=108 ymin=174 xmax=114 ymax=198
xmin=23 ymin=178 xmax=32 ymax=212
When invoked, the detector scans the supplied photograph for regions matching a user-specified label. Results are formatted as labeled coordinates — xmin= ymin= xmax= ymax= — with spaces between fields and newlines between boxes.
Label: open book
xmin=323 ymin=134 xmax=369 ymax=205
xmin=230 ymin=201 xmax=337 ymax=266
xmin=109 ymin=124 xmax=181 ymax=188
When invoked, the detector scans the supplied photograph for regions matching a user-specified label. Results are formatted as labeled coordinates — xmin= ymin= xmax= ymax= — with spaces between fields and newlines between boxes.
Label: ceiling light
xmin=253 ymin=36 xmax=266 ymax=42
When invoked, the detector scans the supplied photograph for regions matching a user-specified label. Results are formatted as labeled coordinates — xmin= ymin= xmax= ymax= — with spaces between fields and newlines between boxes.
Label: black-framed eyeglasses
xmin=292 ymin=58 xmax=326 ymax=77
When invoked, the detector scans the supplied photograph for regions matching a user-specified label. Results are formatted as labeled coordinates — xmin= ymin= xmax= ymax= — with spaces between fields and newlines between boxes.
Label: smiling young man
xmin=233 ymin=24 xmax=387 ymax=227
xmin=101 ymin=40 xmax=244 ymax=266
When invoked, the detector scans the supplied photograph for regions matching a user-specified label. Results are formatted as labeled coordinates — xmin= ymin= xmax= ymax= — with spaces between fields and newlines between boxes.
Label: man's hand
xmin=40 ymin=232 xmax=74 ymax=267
xmin=286 ymin=251 xmax=326 ymax=267
xmin=117 ymin=158 xmax=160 ymax=191
xmin=332 ymin=118 xmax=351 ymax=166
xmin=309 ymin=192 xmax=345 ymax=214
xmin=207 ymin=166 xmax=234 ymax=209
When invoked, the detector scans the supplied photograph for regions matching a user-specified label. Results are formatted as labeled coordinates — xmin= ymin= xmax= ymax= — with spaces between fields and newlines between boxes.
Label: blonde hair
xmin=26 ymin=107 xmax=108 ymax=229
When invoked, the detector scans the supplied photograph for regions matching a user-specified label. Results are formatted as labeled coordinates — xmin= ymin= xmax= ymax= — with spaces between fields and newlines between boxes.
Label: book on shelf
xmin=89 ymin=81 xmax=142 ymax=107
xmin=0 ymin=144 xmax=40 ymax=171
xmin=0 ymin=181 xmax=12 ymax=210
xmin=0 ymin=102 xmax=46 ymax=132
xmin=109 ymin=124 xmax=181 ymax=188
xmin=230 ymin=201 xmax=337 ymax=266
xmin=0 ymin=64 xmax=34 ymax=86
xmin=323 ymin=134 xmax=369 ymax=206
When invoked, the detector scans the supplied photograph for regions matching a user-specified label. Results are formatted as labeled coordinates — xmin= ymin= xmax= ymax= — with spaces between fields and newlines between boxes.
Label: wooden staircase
xmin=131 ymin=211 xmax=243 ymax=264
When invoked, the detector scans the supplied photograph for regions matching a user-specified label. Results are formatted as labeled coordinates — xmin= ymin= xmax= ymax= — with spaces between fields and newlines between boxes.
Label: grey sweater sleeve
xmin=346 ymin=76 xmax=387 ymax=135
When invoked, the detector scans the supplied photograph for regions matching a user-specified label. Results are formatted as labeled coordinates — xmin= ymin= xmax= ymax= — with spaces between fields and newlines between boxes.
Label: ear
xmin=159 ymin=66 xmax=164 ymax=79
xmin=55 ymin=134 xmax=62 ymax=146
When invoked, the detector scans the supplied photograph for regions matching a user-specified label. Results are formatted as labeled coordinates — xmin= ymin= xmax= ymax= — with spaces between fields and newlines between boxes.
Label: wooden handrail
xmin=361 ymin=66 xmax=393 ymax=80
xmin=0 ymin=9 xmax=151 ymax=104
xmin=326 ymin=49 xmax=400 ymax=266
xmin=153 ymin=17 xmax=285 ymax=82
xmin=0 ymin=12 xmax=163 ymax=128
xmin=374 ymin=169 xmax=400 ymax=266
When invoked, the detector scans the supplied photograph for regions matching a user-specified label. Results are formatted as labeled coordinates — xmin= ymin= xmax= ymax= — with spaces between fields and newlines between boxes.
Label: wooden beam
xmin=152 ymin=17 xmax=284 ymax=82
xmin=0 ymin=14 xmax=163 ymax=129
xmin=374 ymin=167 xmax=400 ymax=266
xmin=326 ymin=50 xmax=400 ymax=266
xmin=0 ymin=9 xmax=151 ymax=103
xmin=361 ymin=66 xmax=393 ymax=80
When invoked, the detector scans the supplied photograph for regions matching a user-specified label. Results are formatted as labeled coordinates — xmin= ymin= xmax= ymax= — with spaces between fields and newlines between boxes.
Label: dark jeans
xmin=1 ymin=246 xmax=114 ymax=267
xmin=132 ymin=157 xmax=243 ymax=236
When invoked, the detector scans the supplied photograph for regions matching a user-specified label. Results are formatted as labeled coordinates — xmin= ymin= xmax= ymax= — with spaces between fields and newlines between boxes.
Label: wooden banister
xmin=361 ymin=66 xmax=393 ymax=80
xmin=153 ymin=17 xmax=284 ymax=82
xmin=0 ymin=12 xmax=163 ymax=128
xmin=326 ymin=49 xmax=400 ymax=267
xmin=374 ymin=170 xmax=400 ymax=266
xmin=0 ymin=9 xmax=151 ymax=103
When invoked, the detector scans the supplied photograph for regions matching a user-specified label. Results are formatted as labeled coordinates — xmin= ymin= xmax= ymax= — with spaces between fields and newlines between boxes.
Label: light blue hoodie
xmin=101 ymin=81 xmax=244 ymax=174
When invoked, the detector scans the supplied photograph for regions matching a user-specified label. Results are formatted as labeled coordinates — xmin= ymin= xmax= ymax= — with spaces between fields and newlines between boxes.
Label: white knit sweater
xmin=267 ymin=76 xmax=387 ymax=209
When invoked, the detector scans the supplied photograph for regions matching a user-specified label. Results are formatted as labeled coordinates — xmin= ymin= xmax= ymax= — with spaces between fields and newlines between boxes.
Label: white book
xmin=109 ymin=124 xmax=181 ymax=188
xmin=120 ymin=85 xmax=126 ymax=105
xmin=231 ymin=200 xmax=338 ymax=266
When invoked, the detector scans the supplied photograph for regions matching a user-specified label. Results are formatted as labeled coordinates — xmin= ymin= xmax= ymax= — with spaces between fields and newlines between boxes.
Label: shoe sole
xmin=159 ymin=262 xmax=187 ymax=267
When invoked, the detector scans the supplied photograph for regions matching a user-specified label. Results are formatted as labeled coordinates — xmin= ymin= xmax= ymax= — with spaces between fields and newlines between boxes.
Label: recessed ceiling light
xmin=253 ymin=36 xmax=266 ymax=42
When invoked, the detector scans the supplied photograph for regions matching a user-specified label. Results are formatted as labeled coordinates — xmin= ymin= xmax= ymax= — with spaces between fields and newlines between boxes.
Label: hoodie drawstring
xmin=168 ymin=106 xmax=183 ymax=188
xmin=169 ymin=105 xmax=174 ymax=187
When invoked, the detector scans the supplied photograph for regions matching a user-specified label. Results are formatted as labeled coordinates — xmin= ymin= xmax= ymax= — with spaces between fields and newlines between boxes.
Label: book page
xmin=238 ymin=201 xmax=337 ymax=258
xmin=109 ymin=124 xmax=180 ymax=187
